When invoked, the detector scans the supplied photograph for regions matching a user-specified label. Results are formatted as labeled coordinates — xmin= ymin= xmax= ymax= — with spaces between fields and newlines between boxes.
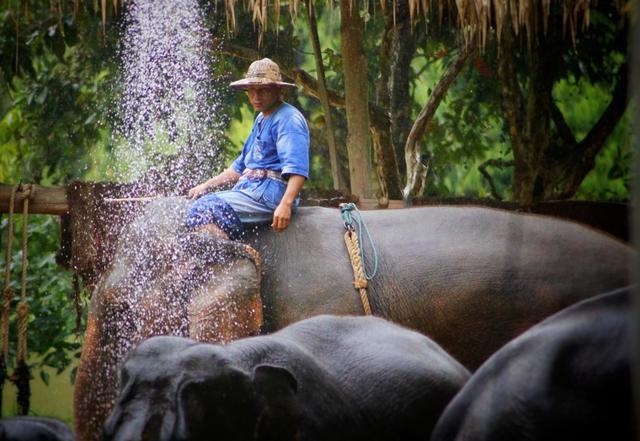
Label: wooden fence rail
xmin=0 ymin=184 xmax=630 ymax=243
xmin=0 ymin=185 xmax=68 ymax=215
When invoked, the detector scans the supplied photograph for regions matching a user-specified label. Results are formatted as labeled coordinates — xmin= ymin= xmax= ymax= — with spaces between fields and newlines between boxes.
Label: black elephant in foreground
xmin=431 ymin=285 xmax=634 ymax=441
xmin=74 ymin=198 xmax=632 ymax=441
xmin=104 ymin=315 xmax=470 ymax=441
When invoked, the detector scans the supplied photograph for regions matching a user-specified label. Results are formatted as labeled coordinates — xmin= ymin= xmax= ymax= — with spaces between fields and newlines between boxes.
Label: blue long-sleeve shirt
xmin=230 ymin=102 xmax=310 ymax=209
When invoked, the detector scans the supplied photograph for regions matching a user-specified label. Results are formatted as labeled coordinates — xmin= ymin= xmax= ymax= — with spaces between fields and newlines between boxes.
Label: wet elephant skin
xmin=104 ymin=315 xmax=470 ymax=441
xmin=74 ymin=198 xmax=632 ymax=441
xmin=0 ymin=416 xmax=75 ymax=441
xmin=431 ymin=286 xmax=633 ymax=441
xmin=249 ymin=203 xmax=632 ymax=369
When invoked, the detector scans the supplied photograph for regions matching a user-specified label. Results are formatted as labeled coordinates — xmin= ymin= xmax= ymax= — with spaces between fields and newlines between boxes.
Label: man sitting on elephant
xmin=185 ymin=58 xmax=310 ymax=239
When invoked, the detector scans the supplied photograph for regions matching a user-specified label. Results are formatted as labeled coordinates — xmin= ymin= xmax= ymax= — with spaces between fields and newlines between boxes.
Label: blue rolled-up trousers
xmin=185 ymin=190 xmax=275 ymax=239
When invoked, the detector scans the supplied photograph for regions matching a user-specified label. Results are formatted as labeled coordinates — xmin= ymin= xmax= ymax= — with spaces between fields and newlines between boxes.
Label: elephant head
xmin=103 ymin=336 xmax=300 ymax=441
xmin=74 ymin=197 xmax=263 ymax=441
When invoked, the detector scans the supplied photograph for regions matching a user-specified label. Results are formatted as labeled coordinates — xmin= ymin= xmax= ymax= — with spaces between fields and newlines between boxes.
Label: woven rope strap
xmin=0 ymin=288 xmax=13 ymax=361
xmin=242 ymin=244 xmax=263 ymax=281
xmin=343 ymin=231 xmax=372 ymax=315
xmin=1 ymin=186 xmax=18 ymax=362
xmin=17 ymin=185 xmax=32 ymax=363
xmin=15 ymin=302 xmax=28 ymax=362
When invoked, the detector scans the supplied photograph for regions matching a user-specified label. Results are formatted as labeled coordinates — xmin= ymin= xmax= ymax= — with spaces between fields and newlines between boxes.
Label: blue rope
xmin=340 ymin=203 xmax=379 ymax=280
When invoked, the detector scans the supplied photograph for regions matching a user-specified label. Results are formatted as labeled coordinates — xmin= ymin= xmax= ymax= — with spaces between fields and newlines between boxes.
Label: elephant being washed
xmin=74 ymin=197 xmax=632 ymax=441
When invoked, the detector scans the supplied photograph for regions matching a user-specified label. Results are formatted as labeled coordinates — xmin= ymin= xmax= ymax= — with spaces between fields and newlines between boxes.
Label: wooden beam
xmin=0 ymin=184 xmax=69 ymax=215
xmin=359 ymin=198 xmax=404 ymax=210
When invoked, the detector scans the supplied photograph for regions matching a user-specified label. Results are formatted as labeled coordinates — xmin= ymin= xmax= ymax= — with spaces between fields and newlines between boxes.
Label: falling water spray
xmin=73 ymin=3 xmax=247 ymax=439
xmin=111 ymin=0 xmax=226 ymax=195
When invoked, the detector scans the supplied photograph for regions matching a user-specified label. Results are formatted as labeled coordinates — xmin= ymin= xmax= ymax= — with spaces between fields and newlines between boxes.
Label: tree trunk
xmin=387 ymin=1 xmax=415 ymax=179
xmin=522 ymin=25 xmax=557 ymax=203
xmin=369 ymin=110 xmax=400 ymax=205
xmin=371 ymin=1 xmax=413 ymax=203
xmin=404 ymin=40 xmax=475 ymax=202
xmin=306 ymin=0 xmax=346 ymax=191
xmin=497 ymin=22 xmax=530 ymax=204
xmin=498 ymin=6 xmax=627 ymax=203
xmin=340 ymin=0 xmax=373 ymax=200
xmin=498 ymin=4 xmax=560 ymax=205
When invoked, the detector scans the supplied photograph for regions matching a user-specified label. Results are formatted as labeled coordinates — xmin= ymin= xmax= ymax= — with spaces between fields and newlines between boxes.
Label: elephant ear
xmin=252 ymin=365 xmax=300 ymax=441
xmin=173 ymin=367 xmax=259 ymax=441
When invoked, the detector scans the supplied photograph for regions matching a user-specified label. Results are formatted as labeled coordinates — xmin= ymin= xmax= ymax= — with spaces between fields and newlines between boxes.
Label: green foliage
xmin=406 ymin=3 xmax=628 ymax=202
xmin=409 ymin=42 xmax=512 ymax=199
xmin=554 ymin=76 xmax=631 ymax=201
xmin=1 ymin=47 xmax=113 ymax=183
xmin=0 ymin=3 xmax=116 ymax=185
xmin=0 ymin=214 xmax=81 ymax=382
xmin=576 ymin=112 xmax=631 ymax=201
xmin=0 ymin=1 xmax=112 ymax=389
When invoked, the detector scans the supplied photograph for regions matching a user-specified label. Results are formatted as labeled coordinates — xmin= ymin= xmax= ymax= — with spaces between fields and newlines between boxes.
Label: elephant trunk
xmin=104 ymin=405 xmax=176 ymax=441
xmin=74 ymin=314 xmax=126 ymax=441
xmin=74 ymin=221 xmax=264 ymax=440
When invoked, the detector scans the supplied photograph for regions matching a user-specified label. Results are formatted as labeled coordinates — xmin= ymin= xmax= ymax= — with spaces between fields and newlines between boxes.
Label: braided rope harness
xmin=0 ymin=186 xmax=17 ymax=417
xmin=1 ymin=184 xmax=33 ymax=416
xmin=340 ymin=203 xmax=379 ymax=315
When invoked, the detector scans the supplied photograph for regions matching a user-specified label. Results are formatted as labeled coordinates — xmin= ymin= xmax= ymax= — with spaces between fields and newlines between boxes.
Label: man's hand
xmin=187 ymin=169 xmax=242 ymax=200
xmin=188 ymin=182 xmax=213 ymax=199
xmin=271 ymin=174 xmax=305 ymax=232
xmin=272 ymin=201 xmax=293 ymax=232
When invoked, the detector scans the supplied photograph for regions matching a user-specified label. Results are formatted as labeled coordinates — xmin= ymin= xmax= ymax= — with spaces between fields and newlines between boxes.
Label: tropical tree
xmin=218 ymin=0 xmax=630 ymax=204
xmin=495 ymin=2 xmax=628 ymax=203
xmin=0 ymin=2 xmax=119 ymax=410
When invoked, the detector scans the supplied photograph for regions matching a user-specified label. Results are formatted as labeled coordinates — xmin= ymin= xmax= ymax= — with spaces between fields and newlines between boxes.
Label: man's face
xmin=246 ymin=86 xmax=281 ymax=115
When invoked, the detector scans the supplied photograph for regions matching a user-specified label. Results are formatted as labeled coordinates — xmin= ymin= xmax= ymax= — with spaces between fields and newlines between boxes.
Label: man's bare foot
xmin=196 ymin=223 xmax=229 ymax=240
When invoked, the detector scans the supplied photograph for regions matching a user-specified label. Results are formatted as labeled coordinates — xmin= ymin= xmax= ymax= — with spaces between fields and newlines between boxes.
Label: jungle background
xmin=0 ymin=0 xmax=634 ymax=423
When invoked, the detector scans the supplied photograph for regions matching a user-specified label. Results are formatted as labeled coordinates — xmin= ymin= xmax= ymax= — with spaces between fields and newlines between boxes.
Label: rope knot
xmin=16 ymin=301 xmax=28 ymax=319
xmin=19 ymin=184 xmax=34 ymax=201
xmin=340 ymin=202 xmax=357 ymax=231
xmin=2 ymin=288 xmax=13 ymax=313
xmin=354 ymin=279 xmax=368 ymax=289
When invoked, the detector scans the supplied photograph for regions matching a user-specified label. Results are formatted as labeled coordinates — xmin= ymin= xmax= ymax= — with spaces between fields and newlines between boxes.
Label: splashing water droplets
xmin=75 ymin=3 xmax=256 ymax=435
xmin=112 ymin=0 xmax=224 ymax=192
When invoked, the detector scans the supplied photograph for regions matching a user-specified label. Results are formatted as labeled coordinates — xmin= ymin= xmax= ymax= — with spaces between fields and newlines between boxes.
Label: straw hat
xmin=229 ymin=58 xmax=296 ymax=89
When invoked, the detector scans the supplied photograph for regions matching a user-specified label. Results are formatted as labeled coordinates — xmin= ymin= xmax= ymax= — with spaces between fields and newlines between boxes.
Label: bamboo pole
xmin=102 ymin=197 xmax=159 ymax=203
